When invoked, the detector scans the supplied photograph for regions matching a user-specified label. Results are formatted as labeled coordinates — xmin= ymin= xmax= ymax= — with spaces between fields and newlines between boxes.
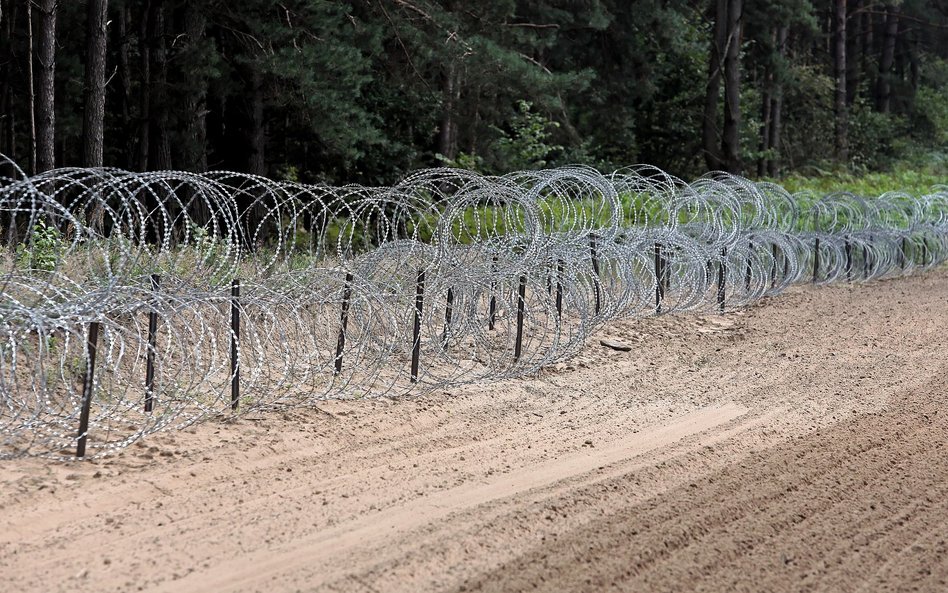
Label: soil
xmin=2 ymin=267 xmax=947 ymax=592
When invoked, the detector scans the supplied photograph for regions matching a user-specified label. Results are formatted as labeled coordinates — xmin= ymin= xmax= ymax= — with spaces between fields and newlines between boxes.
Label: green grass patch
xmin=773 ymin=168 xmax=947 ymax=197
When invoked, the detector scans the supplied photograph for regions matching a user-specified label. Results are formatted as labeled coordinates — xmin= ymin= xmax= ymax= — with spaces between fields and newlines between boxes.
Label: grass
xmin=774 ymin=167 xmax=946 ymax=197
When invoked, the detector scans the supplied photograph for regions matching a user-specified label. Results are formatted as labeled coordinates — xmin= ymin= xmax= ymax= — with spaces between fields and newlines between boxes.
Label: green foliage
xmin=5 ymin=0 xmax=948 ymax=183
xmin=492 ymin=100 xmax=563 ymax=171
xmin=848 ymin=100 xmax=907 ymax=171
xmin=780 ymin=64 xmax=836 ymax=170
xmin=776 ymin=168 xmax=947 ymax=197
xmin=436 ymin=151 xmax=485 ymax=172
xmin=912 ymin=86 xmax=948 ymax=147
xmin=277 ymin=164 xmax=301 ymax=183
xmin=16 ymin=221 xmax=66 ymax=273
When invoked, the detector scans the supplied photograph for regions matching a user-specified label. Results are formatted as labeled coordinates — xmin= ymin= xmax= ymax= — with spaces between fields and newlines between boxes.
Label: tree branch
xmin=378 ymin=0 xmax=432 ymax=92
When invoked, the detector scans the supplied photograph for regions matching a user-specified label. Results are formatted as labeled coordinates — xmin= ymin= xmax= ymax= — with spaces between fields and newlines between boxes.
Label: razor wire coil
xmin=0 ymin=153 xmax=945 ymax=458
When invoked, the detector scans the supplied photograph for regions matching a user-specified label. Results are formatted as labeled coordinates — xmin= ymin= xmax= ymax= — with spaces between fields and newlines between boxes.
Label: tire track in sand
xmin=153 ymin=402 xmax=748 ymax=592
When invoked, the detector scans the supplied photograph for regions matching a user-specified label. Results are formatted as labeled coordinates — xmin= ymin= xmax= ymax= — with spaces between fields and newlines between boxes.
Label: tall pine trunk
xmin=846 ymin=0 xmax=862 ymax=104
xmin=0 ymin=0 xmax=14 ymax=162
xmin=766 ymin=26 xmax=788 ymax=177
xmin=875 ymin=4 xmax=899 ymax=113
xmin=757 ymin=30 xmax=774 ymax=178
xmin=181 ymin=3 xmax=207 ymax=172
xmin=437 ymin=64 xmax=459 ymax=161
xmin=35 ymin=0 xmax=56 ymax=172
xmin=82 ymin=0 xmax=108 ymax=168
xmin=702 ymin=0 xmax=727 ymax=171
xmin=248 ymin=68 xmax=265 ymax=176
xmin=721 ymin=0 xmax=743 ymax=174
xmin=114 ymin=3 xmax=134 ymax=168
xmin=834 ymin=0 xmax=848 ymax=162
xmin=148 ymin=0 xmax=170 ymax=170
xmin=26 ymin=0 xmax=36 ymax=173
xmin=137 ymin=2 xmax=151 ymax=170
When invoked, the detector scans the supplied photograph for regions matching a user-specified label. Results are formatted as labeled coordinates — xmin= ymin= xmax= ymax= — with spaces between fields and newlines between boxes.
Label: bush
xmin=847 ymin=99 xmax=906 ymax=171
xmin=15 ymin=220 xmax=66 ymax=273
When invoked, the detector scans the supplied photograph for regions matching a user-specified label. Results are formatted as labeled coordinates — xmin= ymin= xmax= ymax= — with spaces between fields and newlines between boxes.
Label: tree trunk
xmin=26 ymin=0 xmax=36 ymax=174
xmin=720 ymin=0 xmax=743 ymax=174
xmin=702 ymin=0 xmax=727 ymax=171
xmin=875 ymin=4 xmax=899 ymax=113
xmin=908 ymin=37 xmax=919 ymax=96
xmin=757 ymin=32 xmax=774 ymax=178
xmin=0 ymin=0 xmax=15 ymax=163
xmin=137 ymin=2 xmax=151 ymax=170
xmin=757 ymin=88 xmax=771 ymax=178
xmin=248 ymin=68 xmax=265 ymax=176
xmin=846 ymin=0 xmax=861 ymax=104
xmin=766 ymin=26 xmax=788 ymax=178
xmin=862 ymin=6 xmax=873 ymax=81
xmin=114 ymin=3 xmax=134 ymax=168
xmin=834 ymin=0 xmax=848 ymax=162
xmin=82 ymin=0 xmax=108 ymax=168
xmin=437 ymin=64 xmax=458 ymax=161
xmin=181 ymin=2 xmax=208 ymax=172
xmin=148 ymin=0 xmax=171 ymax=170
xmin=35 ymin=0 xmax=56 ymax=172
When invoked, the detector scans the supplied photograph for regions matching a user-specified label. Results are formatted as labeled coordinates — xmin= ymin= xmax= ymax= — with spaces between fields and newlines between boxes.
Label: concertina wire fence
xmin=0 ymin=153 xmax=945 ymax=459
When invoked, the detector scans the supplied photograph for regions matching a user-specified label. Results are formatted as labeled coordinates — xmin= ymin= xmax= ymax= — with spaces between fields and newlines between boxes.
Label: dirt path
xmin=2 ymin=269 xmax=947 ymax=592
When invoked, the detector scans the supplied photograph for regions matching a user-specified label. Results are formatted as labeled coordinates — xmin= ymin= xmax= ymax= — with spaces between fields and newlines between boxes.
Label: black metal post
xmin=231 ymin=278 xmax=240 ymax=411
xmin=514 ymin=274 xmax=526 ymax=361
xmin=900 ymin=237 xmax=907 ymax=270
xmin=662 ymin=246 xmax=671 ymax=294
xmin=410 ymin=270 xmax=425 ymax=383
xmin=845 ymin=240 xmax=853 ymax=282
xmin=771 ymin=243 xmax=779 ymax=288
xmin=744 ymin=241 xmax=753 ymax=291
xmin=863 ymin=240 xmax=870 ymax=279
xmin=144 ymin=274 xmax=160 ymax=412
xmin=441 ymin=287 xmax=454 ymax=347
xmin=76 ymin=321 xmax=102 ymax=458
xmin=334 ymin=272 xmax=353 ymax=375
xmin=488 ymin=255 xmax=497 ymax=330
xmin=555 ymin=260 xmax=563 ymax=319
xmin=590 ymin=234 xmax=601 ymax=315
xmin=717 ymin=247 xmax=727 ymax=313
xmin=654 ymin=242 xmax=664 ymax=314
xmin=812 ymin=237 xmax=821 ymax=283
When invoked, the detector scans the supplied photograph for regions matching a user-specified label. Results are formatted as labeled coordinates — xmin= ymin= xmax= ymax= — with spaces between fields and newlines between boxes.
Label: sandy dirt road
xmin=2 ymin=268 xmax=947 ymax=592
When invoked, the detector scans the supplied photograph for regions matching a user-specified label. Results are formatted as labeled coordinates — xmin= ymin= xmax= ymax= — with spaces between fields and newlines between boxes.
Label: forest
xmin=0 ymin=0 xmax=946 ymax=185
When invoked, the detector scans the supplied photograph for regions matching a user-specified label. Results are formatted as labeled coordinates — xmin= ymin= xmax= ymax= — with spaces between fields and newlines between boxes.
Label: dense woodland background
xmin=0 ymin=0 xmax=946 ymax=185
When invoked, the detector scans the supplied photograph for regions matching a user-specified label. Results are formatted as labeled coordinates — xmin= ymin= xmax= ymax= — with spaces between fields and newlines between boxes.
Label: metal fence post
xmin=555 ymin=260 xmax=564 ymax=319
xmin=334 ymin=272 xmax=354 ymax=375
xmin=144 ymin=274 xmax=160 ymax=412
xmin=76 ymin=321 xmax=102 ymax=458
xmin=488 ymin=255 xmax=497 ymax=330
xmin=590 ymin=234 xmax=601 ymax=315
xmin=745 ymin=241 xmax=753 ymax=291
xmin=812 ymin=237 xmax=821 ymax=283
xmin=654 ymin=242 xmax=664 ymax=314
xmin=441 ymin=287 xmax=454 ymax=348
xmin=845 ymin=240 xmax=853 ymax=282
xmin=410 ymin=270 xmax=425 ymax=383
xmin=231 ymin=278 xmax=240 ymax=410
xmin=514 ymin=274 xmax=526 ymax=361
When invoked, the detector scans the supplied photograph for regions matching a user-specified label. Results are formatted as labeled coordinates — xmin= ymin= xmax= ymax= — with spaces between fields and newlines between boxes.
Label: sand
xmin=1 ymin=267 xmax=947 ymax=592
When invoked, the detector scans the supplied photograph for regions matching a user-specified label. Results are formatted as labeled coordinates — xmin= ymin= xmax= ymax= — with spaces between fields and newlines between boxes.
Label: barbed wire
xmin=0 ymin=154 xmax=945 ymax=459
